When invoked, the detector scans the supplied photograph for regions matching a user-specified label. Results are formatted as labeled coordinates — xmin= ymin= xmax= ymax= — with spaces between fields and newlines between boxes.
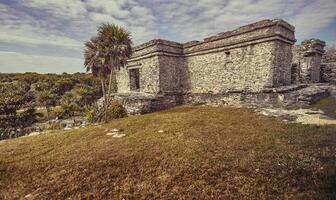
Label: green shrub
xmin=107 ymin=101 xmax=127 ymax=120
xmin=52 ymin=106 xmax=64 ymax=119
xmin=84 ymin=101 xmax=127 ymax=123
xmin=47 ymin=122 xmax=60 ymax=130
xmin=85 ymin=103 xmax=104 ymax=123
xmin=85 ymin=110 xmax=95 ymax=123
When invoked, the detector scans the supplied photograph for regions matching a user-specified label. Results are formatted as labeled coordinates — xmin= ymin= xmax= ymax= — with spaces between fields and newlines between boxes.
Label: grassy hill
xmin=0 ymin=106 xmax=335 ymax=199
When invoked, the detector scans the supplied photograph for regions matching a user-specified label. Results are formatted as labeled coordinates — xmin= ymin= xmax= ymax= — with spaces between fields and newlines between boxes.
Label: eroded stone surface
xmin=321 ymin=52 xmax=336 ymax=83
xmin=259 ymin=108 xmax=336 ymax=125
xmin=292 ymin=39 xmax=325 ymax=84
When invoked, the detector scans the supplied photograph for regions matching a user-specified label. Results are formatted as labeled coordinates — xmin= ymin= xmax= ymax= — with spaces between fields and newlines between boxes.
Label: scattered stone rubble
xmin=259 ymin=108 xmax=336 ymax=125
xmin=0 ymin=117 xmax=88 ymax=140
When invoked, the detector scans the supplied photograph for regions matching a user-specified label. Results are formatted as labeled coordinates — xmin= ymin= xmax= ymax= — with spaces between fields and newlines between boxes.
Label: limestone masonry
xmin=112 ymin=19 xmax=336 ymax=114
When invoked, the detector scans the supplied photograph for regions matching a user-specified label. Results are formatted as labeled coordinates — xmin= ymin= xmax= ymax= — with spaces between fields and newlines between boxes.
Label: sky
xmin=0 ymin=0 xmax=335 ymax=74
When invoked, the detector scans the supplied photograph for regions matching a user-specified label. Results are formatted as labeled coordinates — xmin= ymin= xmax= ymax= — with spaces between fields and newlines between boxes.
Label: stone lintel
xmin=126 ymin=63 xmax=142 ymax=69
xmin=301 ymin=39 xmax=326 ymax=55
xmin=302 ymin=38 xmax=326 ymax=46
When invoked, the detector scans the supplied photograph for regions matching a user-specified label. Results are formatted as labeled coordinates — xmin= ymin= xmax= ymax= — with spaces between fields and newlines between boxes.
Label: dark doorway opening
xmin=129 ymin=68 xmax=140 ymax=91
xmin=291 ymin=63 xmax=299 ymax=84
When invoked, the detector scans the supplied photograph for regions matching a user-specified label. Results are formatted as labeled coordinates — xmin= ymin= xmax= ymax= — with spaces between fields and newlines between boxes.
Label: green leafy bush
xmin=52 ymin=107 xmax=64 ymax=119
xmin=107 ymin=101 xmax=127 ymax=120
xmin=47 ymin=123 xmax=61 ymax=130
xmin=85 ymin=110 xmax=95 ymax=123
xmin=85 ymin=103 xmax=104 ymax=123
xmin=60 ymin=92 xmax=80 ymax=118
xmin=85 ymin=101 xmax=127 ymax=123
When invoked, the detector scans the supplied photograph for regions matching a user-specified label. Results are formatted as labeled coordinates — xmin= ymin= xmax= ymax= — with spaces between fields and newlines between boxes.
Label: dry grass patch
xmin=0 ymin=106 xmax=335 ymax=199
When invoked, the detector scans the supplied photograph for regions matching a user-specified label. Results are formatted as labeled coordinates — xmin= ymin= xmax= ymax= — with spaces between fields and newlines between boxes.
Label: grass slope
xmin=310 ymin=97 xmax=336 ymax=119
xmin=0 ymin=106 xmax=335 ymax=199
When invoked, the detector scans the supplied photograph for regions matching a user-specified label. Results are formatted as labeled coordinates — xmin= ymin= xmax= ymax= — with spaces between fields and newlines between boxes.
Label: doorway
xmin=129 ymin=68 xmax=140 ymax=91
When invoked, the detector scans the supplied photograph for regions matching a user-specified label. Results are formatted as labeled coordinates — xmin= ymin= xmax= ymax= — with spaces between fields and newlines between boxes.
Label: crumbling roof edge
xmin=131 ymin=19 xmax=295 ymax=52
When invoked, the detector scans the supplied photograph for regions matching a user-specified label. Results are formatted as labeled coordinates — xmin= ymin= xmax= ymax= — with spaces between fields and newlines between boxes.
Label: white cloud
xmin=149 ymin=0 xmax=335 ymax=42
xmin=0 ymin=3 xmax=7 ymax=11
xmin=289 ymin=0 xmax=336 ymax=38
xmin=0 ymin=2 xmax=82 ymax=48
xmin=0 ymin=0 xmax=158 ymax=48
xmin=2 ymin=0 xmax=335 ymax=47
xmin=0 ymin=27 xmax=82 ymax=48
xmin=0 ymin=51 xmax=84 ymax=74
xmin=21 ymin=0 xmax=87 ymax=18
xmin=0 ymin=0 xmax=335 ymax=73
xmin=88 ymin=12 xmax=126 ymax=27
xmin=85 ymin=0 xmax=130 ymax=19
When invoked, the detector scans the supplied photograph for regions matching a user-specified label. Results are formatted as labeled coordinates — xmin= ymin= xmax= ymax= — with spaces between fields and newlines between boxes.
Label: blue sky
xmin=0 ymin=0 xmax=335 ymax=73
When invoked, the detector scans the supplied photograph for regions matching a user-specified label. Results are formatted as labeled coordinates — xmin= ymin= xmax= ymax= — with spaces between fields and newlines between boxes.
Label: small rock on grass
xmin=158 ymin=130 xmax=164 ymax=133
xmin=106 ymin=128 xmax=126 ymax=138
xmin=28 ymin=132 xmax=41 ymax=136
xmin=111 ymin=128 xmax=121 ymax=132
xmin=112 ymin=133 xmax=126 ymax=138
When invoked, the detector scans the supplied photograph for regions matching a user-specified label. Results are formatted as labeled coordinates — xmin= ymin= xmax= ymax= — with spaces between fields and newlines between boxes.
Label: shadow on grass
xmin=310 ymin=97 xmax=336 ymax=119
xmin=318 ymin=158 xmax=336 ymax=199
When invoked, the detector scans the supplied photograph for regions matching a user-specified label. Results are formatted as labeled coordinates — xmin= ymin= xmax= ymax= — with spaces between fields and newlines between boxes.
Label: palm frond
xmin=84 ymin=23 xmax=133 ymax=78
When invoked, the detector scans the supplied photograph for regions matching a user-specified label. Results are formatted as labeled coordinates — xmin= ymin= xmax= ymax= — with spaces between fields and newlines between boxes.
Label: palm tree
xmin=84 ymin=36 xmax=108 ymax=105
xmin=84 ymin=23 xmax=132 ymax=122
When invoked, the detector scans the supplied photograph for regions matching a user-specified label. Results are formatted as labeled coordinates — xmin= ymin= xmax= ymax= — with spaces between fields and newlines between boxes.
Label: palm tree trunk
xmin=100 ymin=78 xmax=108 ymax=122
xmin=104 ymin=67 xmax=114 ymax=122
xmin=46 ymin=106 xmax=50 ymax=122
xmin=101 ymin=79 xmax=107 ymax=107
xmin=101 ymin=79 xmax=106 ymax=99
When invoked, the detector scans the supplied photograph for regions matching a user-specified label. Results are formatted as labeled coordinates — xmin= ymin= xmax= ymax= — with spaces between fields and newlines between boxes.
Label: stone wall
xmin=111 ymin=93 xmax=179 ymax=115
xmin=158 ymin=56 xmax=185 ymax=93
xmin=292 ymin=39 xmax=326 ymax=83
xmin=112 ymin=83 xmax=335 ymax=115
xmin=116 ymin=19 xmax=296 ymax=94
xmin=116 ymin=56 xmax=161 ymax=93
xmin=273 ymin=41 xmax=293 ymax=86
xmin=321 ymin=52 xmax=336 ymax=83
xmin=184 ymin=42 xmax=274 ymax=93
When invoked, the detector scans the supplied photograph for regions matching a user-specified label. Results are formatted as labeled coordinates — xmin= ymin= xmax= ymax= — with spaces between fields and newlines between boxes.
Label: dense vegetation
xmin=0 ymin=73 xmax=103 ymax=139
xmin=0 ymin=82 xmax=37 ymax=139
xmin=0 ymin=106 xmax=335 ymax=199
xmin=0 ymin=23 xmax=133 ymax=139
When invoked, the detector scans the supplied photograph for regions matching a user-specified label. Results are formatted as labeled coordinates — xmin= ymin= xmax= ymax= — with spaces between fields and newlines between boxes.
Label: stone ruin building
xmin=111 ymin=19 xmax=336 ymax=114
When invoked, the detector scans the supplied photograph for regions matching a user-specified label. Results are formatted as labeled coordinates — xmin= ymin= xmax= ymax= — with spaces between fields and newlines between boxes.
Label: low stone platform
xmin=111 ymin=83 xmax=336 ymax=115
xmin=110 ymin=92 xmax=180 ymax=115
xmin=183 ymin=83 xmax=335 ymax=108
